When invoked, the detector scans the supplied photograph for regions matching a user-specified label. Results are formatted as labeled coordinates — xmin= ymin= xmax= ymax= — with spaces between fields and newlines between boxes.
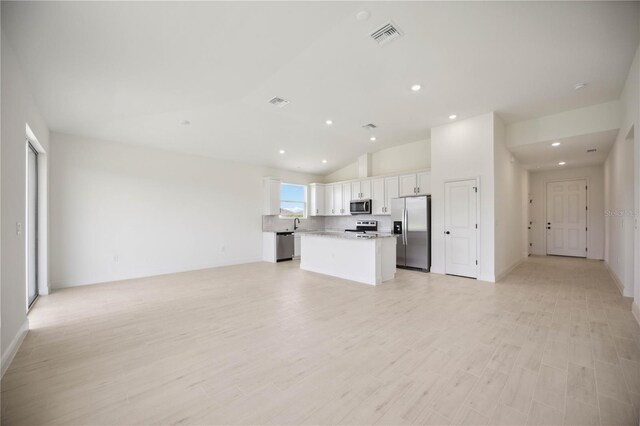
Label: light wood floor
xmin=2 ymin=256 xmax=640 ymax=425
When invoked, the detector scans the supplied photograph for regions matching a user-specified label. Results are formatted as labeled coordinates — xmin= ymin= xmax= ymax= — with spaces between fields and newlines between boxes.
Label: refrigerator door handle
xmin=403 ymin=208 xmax=408 ymax=245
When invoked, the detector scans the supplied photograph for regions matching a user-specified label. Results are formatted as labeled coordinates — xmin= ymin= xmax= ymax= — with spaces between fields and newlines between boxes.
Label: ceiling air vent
xmin=370 ymin=22 xmax=402 ymax=45
xmin=587 ymin=148 xmax=597 ymax=153
xmin=362 ymin=123 xmax=377 ymax=130
xmin=268 ymin=96 xmax=290 ymax=108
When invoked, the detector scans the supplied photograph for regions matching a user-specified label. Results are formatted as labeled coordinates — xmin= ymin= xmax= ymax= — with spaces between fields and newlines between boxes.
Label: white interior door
xmin=444 ymin=179 xmax=478 ymax=278
xmin=546 ymin=179 xmax=587 ymax=257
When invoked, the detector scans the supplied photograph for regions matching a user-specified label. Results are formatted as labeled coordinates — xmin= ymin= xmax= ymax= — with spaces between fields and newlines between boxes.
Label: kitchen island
xmin=300 ymin=232 xmax=397 ymax=285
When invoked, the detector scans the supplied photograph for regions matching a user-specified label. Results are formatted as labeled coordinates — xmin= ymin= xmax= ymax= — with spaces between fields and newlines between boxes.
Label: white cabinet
xmin=324 ymin=185 xmax=334 ymax=215
xmin=310 ymin=170 xmax=429 ymax=216
xmin=399 ymin=174 xmax=417 ymax=197
xmin=341 ymin=183 xmax=351 ymax=215
xmin=416 ymin=172 xmax=431 ymax=195
xmin=399 ymin=172 xmax=431 ymax=196
xmin=333 ymin=184 xmax=343 ymax=215
xmin=371 ymin=178 xmax=385 ymax=215
xmin=384 ymin=176 xmax=399 ymax=213
xmin=294 ymin=234 xmax=301 ymax=258
xmin=351 ymin=180 xmax=371 ymax=200
xmin=309 ymin=183 xmax=325 ymax=217
xmin=263 ymin=178 xmax=281 ymax=215
xmin=370 ymin=176 xmax=398 ymax=215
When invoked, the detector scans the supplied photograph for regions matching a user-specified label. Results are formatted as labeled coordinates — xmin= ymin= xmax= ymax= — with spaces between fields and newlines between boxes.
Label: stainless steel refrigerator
xmin=391 ymin=195 xmax=431 ymax=271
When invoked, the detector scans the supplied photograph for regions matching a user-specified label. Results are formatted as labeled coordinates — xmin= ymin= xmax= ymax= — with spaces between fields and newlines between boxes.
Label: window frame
xmin=279 ymin=182 xmax=307 ymax=219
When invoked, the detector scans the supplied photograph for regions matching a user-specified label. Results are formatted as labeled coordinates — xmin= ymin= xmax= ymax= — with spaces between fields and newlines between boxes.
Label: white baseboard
xmin=495 ymin=257 xmax=525 ymax=282
xmin=1 ymin=319 xmax=29 ymax=378
xmin=52 ymin=257 xmax=263 ymax=289
xmin=632 ymin=302 xmax=640 ymax=328
xmin=604 ymin=261 xmax=625 ymax=296
xmin=479 ymin=273 xmax=496 ymax=283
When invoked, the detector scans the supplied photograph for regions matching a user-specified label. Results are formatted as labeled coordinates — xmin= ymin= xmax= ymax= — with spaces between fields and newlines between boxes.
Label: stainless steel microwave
xmin=350 ymin=199 xmax=371 ymax=215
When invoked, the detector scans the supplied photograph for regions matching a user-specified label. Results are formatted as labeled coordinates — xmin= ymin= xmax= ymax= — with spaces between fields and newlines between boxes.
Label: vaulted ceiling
xmin=3 ymin=1 xmax=639 ymax=173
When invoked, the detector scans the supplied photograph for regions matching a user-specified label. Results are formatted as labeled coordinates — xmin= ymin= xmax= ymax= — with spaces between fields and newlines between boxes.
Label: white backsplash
xmin=324 ymin=215 xmax=392 ymax=232
xmin=262 ymin=215 xmax=391 ymax=232
xmin=262 ymin=215 xmax=325 ymax=232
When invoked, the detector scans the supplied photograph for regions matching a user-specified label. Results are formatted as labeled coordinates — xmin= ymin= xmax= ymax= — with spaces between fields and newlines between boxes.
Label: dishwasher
xmin=276 ymin=232 xmax=295 ymax=261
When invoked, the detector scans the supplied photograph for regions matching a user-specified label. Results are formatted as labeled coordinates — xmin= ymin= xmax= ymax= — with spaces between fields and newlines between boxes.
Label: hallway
xmin=2 ymin=256 xmax=639 ymax=425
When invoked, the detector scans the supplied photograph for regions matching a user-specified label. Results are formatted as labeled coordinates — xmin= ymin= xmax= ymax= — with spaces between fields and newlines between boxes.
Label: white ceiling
xmin=3 ymin=1 xmax=639 ymax=174
xmin=509 ymin=130 xmax=618 ymax=171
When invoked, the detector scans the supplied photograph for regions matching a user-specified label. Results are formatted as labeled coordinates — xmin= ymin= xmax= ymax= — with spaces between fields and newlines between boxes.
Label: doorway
xmin=545 ymin=179 xmax=587 ymax=257
xmin=444 ymin=179 xmax=478 ymax=278
xmin=27 ymin=142 xmax=38 ymax=309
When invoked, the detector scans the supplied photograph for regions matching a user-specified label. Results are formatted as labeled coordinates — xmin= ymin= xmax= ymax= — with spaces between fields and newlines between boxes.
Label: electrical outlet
xmin=16 ymin=222 xmax=22 ymax=235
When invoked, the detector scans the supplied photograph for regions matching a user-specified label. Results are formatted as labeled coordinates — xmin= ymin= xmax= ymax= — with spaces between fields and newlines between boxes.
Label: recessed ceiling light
xmin=279 ymin=149 xmax=285 ymax=154
xmin=322 ymin=159 xmax=327 ymax=164
xmin=370 ymin=136 xmax=376 ymax=141
xmin=325 ymin=120 xmax=333 ymax=126
xmin=449 ymin=114 xmax=457 ymax=120
xmin=411 ymin=84 xmax=421 ymax=92
xmin=356 ymin=10 xmax=370 ymax=21
xmin=552 ymin=142 xmax=561 ymax=147
xmin=558 ymin=161 xmax=566 ymax=166
xmin=574 ymin=82 xmax=588 ymax=91
xmin=181 ymin=120 xmax=190 ymax=125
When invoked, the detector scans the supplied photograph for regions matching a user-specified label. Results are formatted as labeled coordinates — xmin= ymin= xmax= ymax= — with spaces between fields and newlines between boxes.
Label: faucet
xmin=294 ymin=217 xmax=301 ymax=230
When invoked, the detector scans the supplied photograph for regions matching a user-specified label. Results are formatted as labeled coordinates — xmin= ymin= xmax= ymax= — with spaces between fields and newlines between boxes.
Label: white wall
xmin=431 ymin=113 xmax=496 ymax=282
xmin=325 ymin=139 xmax=430 ymax=182
xmin=506 ymin=101 xmax=621 ymax=148
xmin=529 ymin=166 xmax=605 ymax=260
xmin=325 ymin=162 xmax=359 ymax=182
xmin=1 ymin=33 xmax=50 ymax=371
xmin=494 ymin=115 xmax=525 ymax=280
xmin=604 ymin=43 xmax=639 ymax=300
xmin=50 ymin=132 xmax=321 ymax=288
xmin=605 ymin=134 xmax=635 ymax=296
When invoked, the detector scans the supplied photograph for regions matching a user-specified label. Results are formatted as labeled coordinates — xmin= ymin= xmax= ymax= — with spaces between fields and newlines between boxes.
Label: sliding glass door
xmin=27 ymin=143 xmax=38 ymax=309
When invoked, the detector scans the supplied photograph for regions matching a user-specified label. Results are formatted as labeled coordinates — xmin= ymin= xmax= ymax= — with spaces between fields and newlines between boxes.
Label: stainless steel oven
xmin=350 ymin=199 xmax=371 ymax=215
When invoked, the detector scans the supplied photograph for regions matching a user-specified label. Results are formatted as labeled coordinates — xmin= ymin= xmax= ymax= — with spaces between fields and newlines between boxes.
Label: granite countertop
xmin=300 ymin=231 xmax=396 ymax=240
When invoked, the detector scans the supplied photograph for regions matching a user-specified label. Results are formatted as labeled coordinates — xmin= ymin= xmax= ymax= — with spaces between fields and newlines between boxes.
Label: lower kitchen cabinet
xmin=294 ymin=234 xmax=301 ymax=258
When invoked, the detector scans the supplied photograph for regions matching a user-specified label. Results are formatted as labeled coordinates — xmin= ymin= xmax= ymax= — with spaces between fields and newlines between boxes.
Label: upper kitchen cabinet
xmin=399 ymin=174 xmax=417 ymax=197
xmin=416 ymin=171 xmax=431 ymax=195
xmin=371 ymin=178 xmax=385 ymax=215
xmin=351 ymin=180 xmax=371 ymax=200
xmin=399 ymin=172 xmax=431 ymax=196
xmin=341 ymin=183 xmax=352 ymax=215
xmin=309 ymin=183 xmax=325 ymax=217
xmin=262 ymin=177 xmax=281 ymax=215
xmin=324 ymin=184 xmax=334 ymax=216
xmin=384 ymin=176 xmax=399 ymax=212
xmin=332 ymin=184 xmax=344 ymax=215
xmin=371 ymin=176 xmax=398 ymax=215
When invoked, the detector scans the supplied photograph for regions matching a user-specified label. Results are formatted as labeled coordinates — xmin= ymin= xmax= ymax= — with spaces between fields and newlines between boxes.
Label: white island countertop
xmin=299 ymin=231 xmax=396 ymax=240
xmin=300 ymin=232 xmax=396 ymax=285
